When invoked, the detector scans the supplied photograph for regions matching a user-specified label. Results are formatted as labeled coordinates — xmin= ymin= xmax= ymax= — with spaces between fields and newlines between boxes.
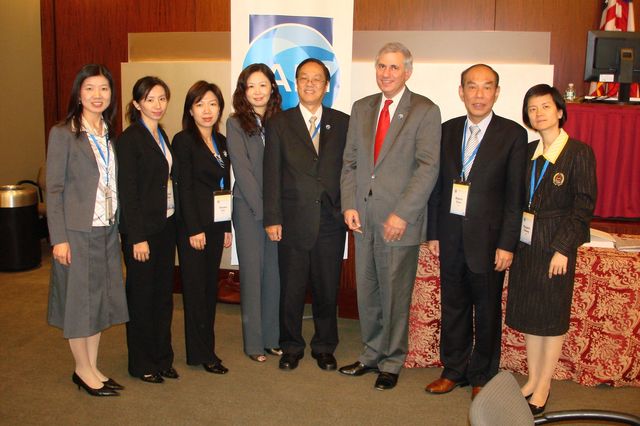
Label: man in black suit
xmin=424 ymin=64 xmax=527 ymax=399
xmin=263 ymin=58 xmax=349 ymax=371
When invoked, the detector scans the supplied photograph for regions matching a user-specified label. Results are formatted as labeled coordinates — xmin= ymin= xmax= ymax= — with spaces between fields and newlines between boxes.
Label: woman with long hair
xmin=116 ymin=76 xmax=179 ymax=383
xmin=227 ymin=64 xmax=283 ymax=362
xmin=172 ymin=81 xmax=231 ymax=374
xmin=46 ymin=64 xmax=128 ymax=396
xmin=506 ymin=84 xmax=597 ymax=415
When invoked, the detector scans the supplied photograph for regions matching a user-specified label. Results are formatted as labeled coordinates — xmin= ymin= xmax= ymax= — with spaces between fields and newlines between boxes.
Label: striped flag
xmin=589 ymin=0 xmax=639 ymax=98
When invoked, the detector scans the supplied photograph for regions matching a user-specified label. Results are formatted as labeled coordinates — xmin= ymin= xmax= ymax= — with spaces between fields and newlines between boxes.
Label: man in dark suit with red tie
xmin=263 ymin=58 xmax=349 ymax=371
xmin=424 ymin=64 xmax=527 ymax=399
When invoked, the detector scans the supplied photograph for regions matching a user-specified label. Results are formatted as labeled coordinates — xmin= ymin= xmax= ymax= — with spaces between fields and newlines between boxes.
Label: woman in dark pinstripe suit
xmin=506 ymin=84 xmax=597 ymax=415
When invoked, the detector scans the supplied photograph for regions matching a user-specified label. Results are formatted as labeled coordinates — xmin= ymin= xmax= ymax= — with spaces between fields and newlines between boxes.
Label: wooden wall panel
xmin=194 ymin=0 xmax=230 ymax=31
xmin=40 ymin=0 xmax=58 ymax=143
xmin=46 ymin=0 xmax=198 ymax=134
xmin=353 ymin=0 xmax=495 ymax=30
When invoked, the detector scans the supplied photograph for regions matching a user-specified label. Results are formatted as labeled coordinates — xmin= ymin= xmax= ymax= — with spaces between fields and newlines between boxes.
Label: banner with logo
xmin=231 ymin=0 xmax=354 ymax=113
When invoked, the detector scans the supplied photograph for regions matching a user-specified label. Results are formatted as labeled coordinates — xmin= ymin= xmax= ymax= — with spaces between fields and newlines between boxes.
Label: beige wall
xmin=0 ymin=0 xmax=45 ymax=185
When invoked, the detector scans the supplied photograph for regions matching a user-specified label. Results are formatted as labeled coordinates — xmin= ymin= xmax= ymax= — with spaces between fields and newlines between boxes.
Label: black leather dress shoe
xmin=338 ymin=361 xmax=379 ymax=376
xmin=102 ymin=377 xmax=125 ymax=390
xmin=265 ymin=347 xmax=284 ymax=356
xmin=279 ymin=353 xmax=303 ymax=370
xmin=140 ymin=373 xmax=164 ymax=384
xmin=374 ymin=372 xmax=399 ymax=390
xmin=311 ymin=352 xmax=337 ymax=370
xmin=160 ymin=367 xmax=179 ymax=379
xmin=203 ymin=362 xmax=229 ymax=374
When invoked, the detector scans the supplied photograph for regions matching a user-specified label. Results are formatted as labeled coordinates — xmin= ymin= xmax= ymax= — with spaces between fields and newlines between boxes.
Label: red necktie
xmin=374 ymin=99 xmax=393 ymax=164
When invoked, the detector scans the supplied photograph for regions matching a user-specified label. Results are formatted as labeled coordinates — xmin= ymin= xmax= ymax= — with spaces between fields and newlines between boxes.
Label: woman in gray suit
xmin=46 ymin=64 xmax=128 ymax=396
xmin=227 ymin=64 xmax=282 ymax=362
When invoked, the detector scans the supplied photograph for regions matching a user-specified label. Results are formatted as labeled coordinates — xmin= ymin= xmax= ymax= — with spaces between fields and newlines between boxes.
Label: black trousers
xmin=122 ymin=216 xmax=176 ymax=377
xmin=439 ymin=242 xmax=505 ymax=387
xmin=176 ymin=221 xmax=225 ymax=365
xmin=278 ymin=210 xmax=345 ymax=355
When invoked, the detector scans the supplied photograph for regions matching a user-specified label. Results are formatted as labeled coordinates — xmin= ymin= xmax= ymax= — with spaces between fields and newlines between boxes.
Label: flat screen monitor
xmin=584 ymin=30 xmax=640 ymax=103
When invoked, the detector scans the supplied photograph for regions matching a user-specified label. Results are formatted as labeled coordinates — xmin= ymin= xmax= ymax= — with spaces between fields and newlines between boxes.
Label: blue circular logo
xmin=243 ymin=24 xmax=340 ymax=110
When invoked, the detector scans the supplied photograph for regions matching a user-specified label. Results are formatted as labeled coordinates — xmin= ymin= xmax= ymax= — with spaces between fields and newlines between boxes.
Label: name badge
xmin=450 ymin=181 xmax=470 ymax=216
xmin=520 ymin=212 xmax=535 ymax=245
xmin=213 ymin=190 xmax=232 ymax=222
xmin=104 ymin=186 xmax=114 ymax=225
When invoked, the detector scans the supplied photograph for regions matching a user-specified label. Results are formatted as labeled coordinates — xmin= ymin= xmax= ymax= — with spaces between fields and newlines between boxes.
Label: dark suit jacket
xmin=263 ymin=106 xmax=349 ymax=250
xmin=427 ymin=114 xmax=528 ymax=273
xmin=116 ymin=120 xmax=178 ymax=244
xmin=172 ymin=129 xmax=231 ymax=236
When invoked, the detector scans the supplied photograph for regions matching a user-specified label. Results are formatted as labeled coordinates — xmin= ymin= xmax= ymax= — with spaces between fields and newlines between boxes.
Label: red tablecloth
xmin=563 ymin=103 xmax=640 ymax=219
xmin=405 ymin=240 xmax=640 ymax=387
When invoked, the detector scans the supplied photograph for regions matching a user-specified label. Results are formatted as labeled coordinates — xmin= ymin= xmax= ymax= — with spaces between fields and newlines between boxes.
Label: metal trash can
xmin=0 ymin=184 xmax=42 ymax=271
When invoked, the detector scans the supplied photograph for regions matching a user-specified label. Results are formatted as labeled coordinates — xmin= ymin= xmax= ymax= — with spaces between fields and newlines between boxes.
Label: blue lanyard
xmin=528 ymin=158 xmax=550 ymax=209
xmin=310 ymin=121 xmax=321 ymax=141
xmin=460 ymin=120 xmax=482 ymax=180
xmin=87 ymin=133 xmax=110 ymax=186
xmin=210 ymin=132 xmax=225 ymax=189
xmin=140 ymin=120 xmax=167 ymax=155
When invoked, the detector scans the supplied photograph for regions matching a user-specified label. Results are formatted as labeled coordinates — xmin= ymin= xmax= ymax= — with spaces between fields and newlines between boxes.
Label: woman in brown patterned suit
xmin=506 ymin=84 xmax=597 ymax=415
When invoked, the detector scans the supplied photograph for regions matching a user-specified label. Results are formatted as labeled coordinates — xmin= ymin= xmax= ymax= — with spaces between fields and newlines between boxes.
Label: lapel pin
xmin=398 ymin=114 xmax=404 ymax=120
xmin=553 ymin=172 xmax=564 ymax=186
xmin=325 ymin=124 xmax=331 ymax=130
xmin=223 ymin=150 xmax=228 ymax=157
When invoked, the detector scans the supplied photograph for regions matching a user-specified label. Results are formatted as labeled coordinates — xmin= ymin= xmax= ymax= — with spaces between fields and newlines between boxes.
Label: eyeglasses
xmin=296 ymin=77 xmax=327 ymax=87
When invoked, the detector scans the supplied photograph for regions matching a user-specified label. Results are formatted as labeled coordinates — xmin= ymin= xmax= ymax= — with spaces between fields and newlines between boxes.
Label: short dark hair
xmin=64 ymin=64 xmax=117 ymax=138
xmin=125 ymin=76 xmax=171 ymax=124
xmin=295 ymin=58 xmax=330 ymax=82
xmin=460 ymin=64 xmax=500 ymax=87
xmin=182 ymin=80 xmax=225 ymax=135
xmin=231 ymin=63 xmax=282 ymax=136
xmin=522 ymin=84 xmax=567 ymax=129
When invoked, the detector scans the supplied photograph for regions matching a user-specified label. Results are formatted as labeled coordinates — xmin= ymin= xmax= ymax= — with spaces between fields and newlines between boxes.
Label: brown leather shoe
xmin=471 ymin=386 xmax=482 ymax=400
xmin=424 ymin=377 xmax=469 ymax=394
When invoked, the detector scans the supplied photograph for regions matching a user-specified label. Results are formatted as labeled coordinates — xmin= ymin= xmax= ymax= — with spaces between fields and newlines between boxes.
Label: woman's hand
xmin=133 ymin=241 xmax=150 ymax=262
xmin=548 ymin=251 xmax=568 ymax=278
xmin=223 ymin=232 xmax=232 ymax=248
xmin=189 ymin=232 xmax=206 ymax=250
xmin=53 ymin=242 xmax=71 ymax=266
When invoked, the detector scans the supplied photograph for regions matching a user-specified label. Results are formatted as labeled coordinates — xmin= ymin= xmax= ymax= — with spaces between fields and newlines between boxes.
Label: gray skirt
xmin=48 ymin=224 xmax=129 ymax=338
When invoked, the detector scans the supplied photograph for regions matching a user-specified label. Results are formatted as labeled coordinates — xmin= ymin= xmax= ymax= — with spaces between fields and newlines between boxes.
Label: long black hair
xmin=64 ymin=64 xmax=117 ymax=138
xmin=231 ymin=63 xmax=282 ymax=136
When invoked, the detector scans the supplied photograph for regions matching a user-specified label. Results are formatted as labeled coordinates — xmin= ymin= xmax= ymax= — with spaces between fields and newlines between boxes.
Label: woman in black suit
xmin=117 ymin=76 xmax=179 ymax=383
xmin=172 ymin=81 xmax=231 ymax=374
xmin=506 ymin=84 xmax=596 ymax=414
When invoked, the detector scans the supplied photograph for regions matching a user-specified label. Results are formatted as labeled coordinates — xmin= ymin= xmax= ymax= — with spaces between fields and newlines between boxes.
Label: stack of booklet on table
xmin=582 ymin=228 xmax=640 ymax=252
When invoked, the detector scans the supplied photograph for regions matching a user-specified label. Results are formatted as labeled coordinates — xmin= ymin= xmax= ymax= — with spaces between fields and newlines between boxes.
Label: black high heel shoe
xmin=72 ymin=373 xmax=119 ymax=397
xmin=102 ymin=377 xmax=125 ymax=390
xmin=528 ymin=392 xmax=550 ymax=415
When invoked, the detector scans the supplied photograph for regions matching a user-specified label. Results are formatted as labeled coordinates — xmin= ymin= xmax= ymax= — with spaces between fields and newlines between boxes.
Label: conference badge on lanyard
xmin=520 ymin=212 xmax=534 ymax=245
xmin=520 ymin=158 xmax=550 ymax=245
xmin=450 ymin=180 xmax=470 ymax=216
xmin=213 ymin=190 xmax=231 ymax=222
